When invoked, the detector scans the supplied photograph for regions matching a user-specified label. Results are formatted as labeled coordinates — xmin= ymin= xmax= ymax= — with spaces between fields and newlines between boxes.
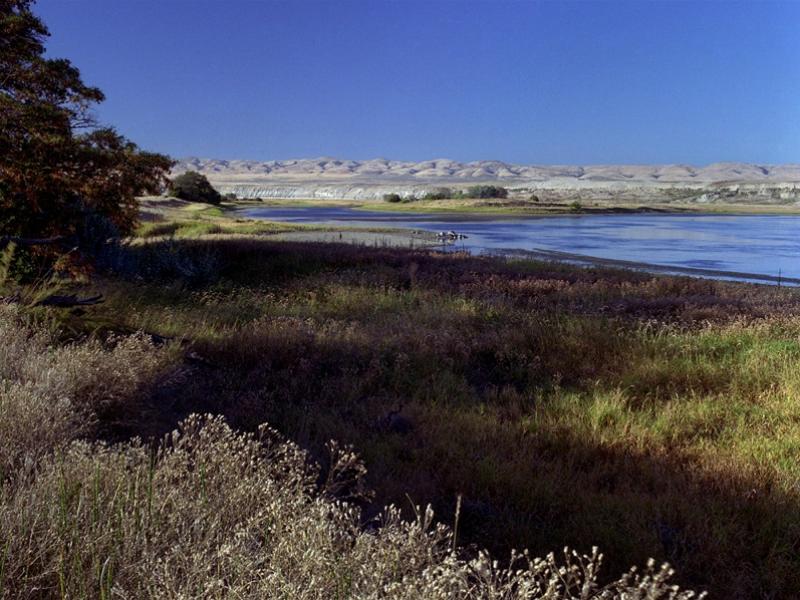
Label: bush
xmin=0 ymin=411 xmax=700 ymax=598
xmin=466 ymin=185 xmax=508 ymax=199
xmin=169 ymin=171 xmax=222 ymax=205
xmin=569 ymin=200 xmax=583 ymax=212
xmin=423 ymin=187 xmax=453 ymax=201
xmin=0 ymin=305 xmax=173 ymax=480
xmin=383 ymin=193 xmax=403 ymax=203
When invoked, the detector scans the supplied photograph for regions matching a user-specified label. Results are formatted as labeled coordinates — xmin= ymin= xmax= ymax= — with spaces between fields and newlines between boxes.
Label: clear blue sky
xmin=36 ymin=0 xmax=800 ymax=165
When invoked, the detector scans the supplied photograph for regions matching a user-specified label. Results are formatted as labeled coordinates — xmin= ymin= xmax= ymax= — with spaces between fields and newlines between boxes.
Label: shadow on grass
xmin=94 ymin=238 xmax=800 ymax=598
xmin=116 ymin=237 xmax=800 ymax=321
xmin=116 ymin=322 xmax=800 ymax=598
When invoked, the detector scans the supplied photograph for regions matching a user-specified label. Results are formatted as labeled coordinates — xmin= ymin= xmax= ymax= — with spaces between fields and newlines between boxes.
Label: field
xmin=227 ymin=195 xmax=800 ymax=218
xmin=4 ymin=201 xmax=800 ymax=597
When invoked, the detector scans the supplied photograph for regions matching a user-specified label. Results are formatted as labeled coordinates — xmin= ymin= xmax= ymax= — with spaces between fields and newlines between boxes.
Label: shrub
xmin=169 ymin=171 xmax=222 ymax=205
xmin=0 ymin=413 xmax=701 ymax=598
xmin=0 ymin=305 xmax=173 ymax=480
xmin=569 ymin=200 xmax=583 ymax=212
xmin=423 ymin=187 xmax=453 ymax=201
xmin=383 ymin=193 xmax=403 ymax=203
xmin=466 ymin=185 xmax=508 ymax=199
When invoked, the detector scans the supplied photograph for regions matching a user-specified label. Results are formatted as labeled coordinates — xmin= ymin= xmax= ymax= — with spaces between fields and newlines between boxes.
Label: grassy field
xmin=4 ymin=202 xmax=800 ymax=597
xmin=235 ymin=195 xmax=800 ymax=216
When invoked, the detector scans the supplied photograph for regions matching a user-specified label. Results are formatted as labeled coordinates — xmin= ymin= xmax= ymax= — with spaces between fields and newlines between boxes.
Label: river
xmin=238 ymin=206 xmax=800 ymax=284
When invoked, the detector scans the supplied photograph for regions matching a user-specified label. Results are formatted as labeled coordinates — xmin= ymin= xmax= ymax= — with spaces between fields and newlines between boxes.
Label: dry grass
xmin=0 ymin=309 xmax=698 ymax=598
xmin=0 ymin=307 xmax=173 ymax=480
xmin=8 ymin=234 xmax=800 ymax=597
xmin=1 ymin=414 xmax=697 ymax=599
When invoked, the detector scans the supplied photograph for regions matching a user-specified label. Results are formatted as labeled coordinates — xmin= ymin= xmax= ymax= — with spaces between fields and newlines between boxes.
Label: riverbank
xmin=493 ymin=247 xmax=800 ymax=286
xmin=231 ymin=196 xmax=800 ymax=216
xmin=7 ymin=197 xmax=800 ymax=595
xmin=136 ymin=197 xmax=800 ymax=284
xmin=234 ymin=203 xmax=800 ymax=284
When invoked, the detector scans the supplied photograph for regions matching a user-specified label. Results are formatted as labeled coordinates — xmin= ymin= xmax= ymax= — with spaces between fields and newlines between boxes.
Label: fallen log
xmin=35 ymin=294 xmax=104 ymax=308
xmin=0 ymin=235 xmax=66 ymax=247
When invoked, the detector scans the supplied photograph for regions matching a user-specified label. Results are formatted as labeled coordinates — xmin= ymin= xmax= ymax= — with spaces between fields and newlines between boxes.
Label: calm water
xmin=240 ymin=206 xmax=800 ymax=282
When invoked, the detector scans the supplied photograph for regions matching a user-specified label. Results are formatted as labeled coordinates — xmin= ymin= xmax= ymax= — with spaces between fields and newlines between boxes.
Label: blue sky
xmin=37 ymin=0 xmax=800 ymax=165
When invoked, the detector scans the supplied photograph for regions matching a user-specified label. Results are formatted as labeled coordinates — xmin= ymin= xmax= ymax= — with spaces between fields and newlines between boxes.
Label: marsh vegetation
xmin=2 ymin=2 xmax=796 ymax=597
xmin=6 ymin=205 xmax=800 ymax=595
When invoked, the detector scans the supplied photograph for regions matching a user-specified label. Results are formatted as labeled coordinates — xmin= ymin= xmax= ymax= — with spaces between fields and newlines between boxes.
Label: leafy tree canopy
xmin=0 ymin=0 xmax=173 ymax=257
xmin=168 ymin=171 xmax=222 ymax=205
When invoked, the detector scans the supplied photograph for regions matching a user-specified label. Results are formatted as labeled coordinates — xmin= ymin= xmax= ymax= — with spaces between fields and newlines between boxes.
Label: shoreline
xmin=486 ymin=247 xmax=800 ymax=286
xmin=232 ymin=211 xmax=799 ymax=286
xmin=258 ymin=229 xmax=800 ymax=286
xmin=139 ymin=197 xmax=800 ymax=286
xmin=229 ymin=197 xmax=800 ymax=218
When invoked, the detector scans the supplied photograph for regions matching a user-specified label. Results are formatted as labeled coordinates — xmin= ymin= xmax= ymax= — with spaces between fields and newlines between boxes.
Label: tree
xmin=422 ymin=187 xmax=452 ymax=201
xmin=569 ymin=200 xmax=583 ymax=212
xmin=168 ymin=171 xmax=222 ymax=205
xmin=466 ymin=185 xmax=508 ymax=199
xmin=0 ymin=0 xmax=173 ymax=264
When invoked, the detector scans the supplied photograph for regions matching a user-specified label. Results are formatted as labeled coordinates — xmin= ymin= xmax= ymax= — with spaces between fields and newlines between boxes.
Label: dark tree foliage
xmin=466 ymin=185 xmax=508 ymax=199
xmin=0 ymin=0 xmax=173 ymax=259
xmin=169 ymin=171 xmax=222 ymax=205
xmin=422 ymin=187 xmax=453 ymax=201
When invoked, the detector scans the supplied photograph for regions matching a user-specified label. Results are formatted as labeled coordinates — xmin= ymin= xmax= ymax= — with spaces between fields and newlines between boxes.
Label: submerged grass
xmin=6 ymin=226 xmax=800 ymax=597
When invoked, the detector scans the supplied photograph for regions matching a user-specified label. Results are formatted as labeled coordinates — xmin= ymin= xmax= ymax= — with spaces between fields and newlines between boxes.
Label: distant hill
xmin=170 ymin=157 xmax=800 ymax=202
xmin=173 ymin=157 xmax=800 ymax=184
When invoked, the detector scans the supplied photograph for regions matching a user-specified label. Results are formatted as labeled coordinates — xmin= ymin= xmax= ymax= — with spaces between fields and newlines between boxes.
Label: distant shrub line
xmin=384 ymin=185 xmax=509 ymax=203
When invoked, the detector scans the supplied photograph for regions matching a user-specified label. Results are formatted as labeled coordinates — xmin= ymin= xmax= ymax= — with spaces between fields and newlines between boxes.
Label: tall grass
xmin=0 ymin=306 xmax=174 ymax=480
xmin=0 ymin=307 xmax=698 ymax=598
xmin=7 ymin=236 xmax=800 ymax=596
xmin=0 ymin=415 xmax=698 ymax=599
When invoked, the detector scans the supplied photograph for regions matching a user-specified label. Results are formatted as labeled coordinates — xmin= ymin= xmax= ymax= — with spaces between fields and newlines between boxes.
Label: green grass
xmin=135 ymin=197 xmax=413 ymax=240
xmin=39 ymin=234 xmax=794 ymax=597
xmin=230 ymin=195 xmax=800 ymax=216
xmin=7 ymin=217 xmax=800 ymax=595
xmin=135 ymin=217 xmax=303 ymax=238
